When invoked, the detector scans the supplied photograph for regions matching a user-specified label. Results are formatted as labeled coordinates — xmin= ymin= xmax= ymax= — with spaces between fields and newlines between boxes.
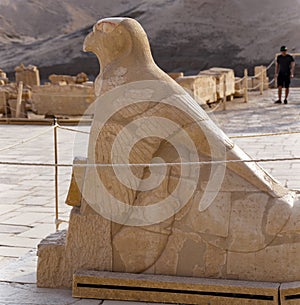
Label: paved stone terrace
xmin=0 ymin=89 xmax=299 ymax=304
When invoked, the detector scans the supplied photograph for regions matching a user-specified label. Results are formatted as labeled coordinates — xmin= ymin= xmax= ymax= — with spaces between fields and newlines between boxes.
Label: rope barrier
xmin=56 ymin=124 xmax=90 ymax=134
xmin=266 ymin=59 xmax=276 ymax=70
xmin=234 ymin=77 xmax=245 ymax=84
xmin=268 ymin=78 xmax=275 ymax=85
xmin=0 ymin=125 xmax=55 ymax=152
xmin=0 ymin=156 xmax=300 ymax=168
xmin=0 ymin=119 xmax=297 ymax=155
xmin=230 ymin=130 xmax=300 ymax=139
xmin=248 ymin=82 xmax=262 ymax=91
xmin=207 ymin=101 xmax=223 ymax=113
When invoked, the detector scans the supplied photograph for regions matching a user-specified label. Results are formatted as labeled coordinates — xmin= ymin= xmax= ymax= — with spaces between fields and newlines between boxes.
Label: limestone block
xmin=167 ymin=72 xmax=184 ymax=80
xmin=32 ymin=84 xmax=95 ymax=115
xmin=0 ymin=69 xmax=8 ymax=85
xmin=176 ymin=75 xmax=217 ymax=104
xmin=37 ymin=207 xmax=112 ymax=288
xmin=253 ymin=77 xmax=269 ymax=90
xmin=199 ymin=70 xmax=225 ymax=100
xmin=65 ymin=157 xmax=87 ymax=207
xmin=50 ymin=73 xmax=89 ymax=85
xmin=0 ymin=91 xmax=7 ymax=114
xmin=248 ymin=77 xmax=253 ymax=88
xmin=37 ymin=230 xmax=67 ymax=288
xmin=227 ymin=193 xmax=269 ymax=252
xmin=279 ymin=197 xmax=300 ymax=234
xmin=254 ymin=66 xmax=267 ymax=79
xmin=15 ymin=64 xmax=40 ymax=87
xmin=209 ymin=67 xmax=235 ymax=97
xmin=8 ymin=99 xmax=27 ymax=118
xmin=280 ymin=282 xmax=300 ymax=305
xmin=234 ymin=77 xmax=244 ymax=97
xmin=0 ymin=69 xmax=6 ymax=79
xmin=227 ymin=242 xmax=300 ymax=282
xmin=64 ymin=208 xmax=112 ymax=281
xmin=184 ymin=191 xmax=232 ymax=238
xmin=76 ymin=72 xmax=89 ymax=84
xmin=49 ymin=74 xmax=76 ymax=85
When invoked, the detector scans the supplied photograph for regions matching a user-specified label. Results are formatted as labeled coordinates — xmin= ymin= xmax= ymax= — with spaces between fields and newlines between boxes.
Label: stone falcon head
xmin=83 ymin=17 xmax=154 ymax=68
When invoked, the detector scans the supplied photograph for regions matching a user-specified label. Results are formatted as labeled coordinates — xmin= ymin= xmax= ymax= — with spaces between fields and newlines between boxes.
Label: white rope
xmin=231 ymin=130 xmax=300 ymax=138
xmin=248 ymin=83 xmax=261 ymax=91
xmin=207 ymin=101 xmax=223 ymax=113
xmin=266 ymin=59 xmax=276 ymax=70
xmin=268 ymin=78 xmax=275 ymax=85
xmin=56 ymin=124 xmax=90 ymax=135
xmin=234 ymin=77 xmax=245 ymax=84
xmin=0 ymin=156 xmax=300 ymax=168
xmin=0 ymin=125 xmax=55 ymax=152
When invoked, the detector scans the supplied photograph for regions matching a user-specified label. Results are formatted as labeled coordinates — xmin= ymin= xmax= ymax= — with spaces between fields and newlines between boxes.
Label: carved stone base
xmin=37 ymin=207 xmax=112 ymax=288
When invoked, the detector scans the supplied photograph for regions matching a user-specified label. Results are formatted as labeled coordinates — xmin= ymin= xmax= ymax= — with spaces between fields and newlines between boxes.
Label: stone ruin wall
xmin=0 ymin=64 xmax=268 ymax=118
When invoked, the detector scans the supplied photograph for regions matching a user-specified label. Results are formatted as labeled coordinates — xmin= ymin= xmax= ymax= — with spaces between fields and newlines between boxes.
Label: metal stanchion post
xmin=53 ymin=118 xmax=59 ymax=231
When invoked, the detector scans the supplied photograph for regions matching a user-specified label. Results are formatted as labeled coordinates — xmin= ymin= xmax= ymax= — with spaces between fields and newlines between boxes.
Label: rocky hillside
xmin=1 ymin=0 xmax=300 ymax=79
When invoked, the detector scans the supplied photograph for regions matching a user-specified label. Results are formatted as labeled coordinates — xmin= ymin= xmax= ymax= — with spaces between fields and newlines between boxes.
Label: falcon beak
xmin=83 ymin=32 xmax=94 ymax=52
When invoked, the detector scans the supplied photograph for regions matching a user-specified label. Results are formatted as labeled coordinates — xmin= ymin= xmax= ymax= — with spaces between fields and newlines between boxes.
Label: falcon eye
xmin=94 ymin=21 xmax=117 ymax=33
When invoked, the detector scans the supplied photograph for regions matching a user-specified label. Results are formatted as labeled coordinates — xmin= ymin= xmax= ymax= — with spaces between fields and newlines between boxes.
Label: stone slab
xmin=0 ymin=245 xmax=30 ymax=257
xmin=0 ymin=250 xmax=36 ymax=283
xmin=0 ymin=282 xmax=76 ymax=305
xmin=18 ymin=223 xmax=56 ymax=239
xmin=280 ymin=282 xmax=300 ymax=305
xmin=0 ymin=233 xmax=39 ymax=248
xmin=32 ymin=84 xmax=95 ymax=116
xmin=73 ymin=270 xmax=279 ymax=305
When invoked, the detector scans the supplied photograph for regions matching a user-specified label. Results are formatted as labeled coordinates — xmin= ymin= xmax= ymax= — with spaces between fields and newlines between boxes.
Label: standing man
xmin=275 ymin=46 xmax=295 ymax=104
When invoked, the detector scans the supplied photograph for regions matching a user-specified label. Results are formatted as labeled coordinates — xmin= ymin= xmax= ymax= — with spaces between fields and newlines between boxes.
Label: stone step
xmin=73 ymin=270 xmax=280 ymax=305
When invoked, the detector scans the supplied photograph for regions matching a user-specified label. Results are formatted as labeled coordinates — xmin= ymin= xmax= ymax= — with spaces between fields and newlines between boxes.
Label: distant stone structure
xmin=15 ymin=64 xmax=40 ymax=87
xmin=176 ymin=75 xmax=217 ymax=104
xmin=0 ymin=69 xmax=9 ymax=85
xmin=0 ymin=82 xmax=32 ymax=117
xmin=49 ymin=72 xmax=89 ymax=85
xmin=32 ymin=82 xmax=95 ymax=116
xmin=37 ymin=17 xmax=300 ymax=291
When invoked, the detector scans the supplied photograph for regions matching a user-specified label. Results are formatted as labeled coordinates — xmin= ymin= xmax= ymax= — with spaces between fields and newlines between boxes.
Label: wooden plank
xmin=73 ymin=270 xmax=280 ymax=305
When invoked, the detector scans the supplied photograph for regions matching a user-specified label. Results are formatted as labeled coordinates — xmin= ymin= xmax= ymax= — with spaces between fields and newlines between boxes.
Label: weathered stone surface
xmin=49 ymin=72 xmax=89 ymax=85
xmin=199 ymin=69 xmax=225 ymax=100
xmin=0 ymin=90 xmax=7 ymax=114
xmin=280 ymin=281 xmax=300 ymax=305
xmin=37 ymin=208 xmax=112 ymax=288
xmin=234 ymin=77 xmax=244 ymax=97
xmin=8 ymin=98 xmax=27 ymax=118
xmin=65 ymin=157 xmax=87 ymax=207
xmin=176 ymin=75 xmax=217 ymax=104
xmin=32 ymin=83 xmax=95 ymax=115
xmin=209 ymin=67 xmax=235 ymax=98
xmin=15 ymin=63 xmax=40 ymax=87
xmin=227 ymin=242 xmax=300 ymax=282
